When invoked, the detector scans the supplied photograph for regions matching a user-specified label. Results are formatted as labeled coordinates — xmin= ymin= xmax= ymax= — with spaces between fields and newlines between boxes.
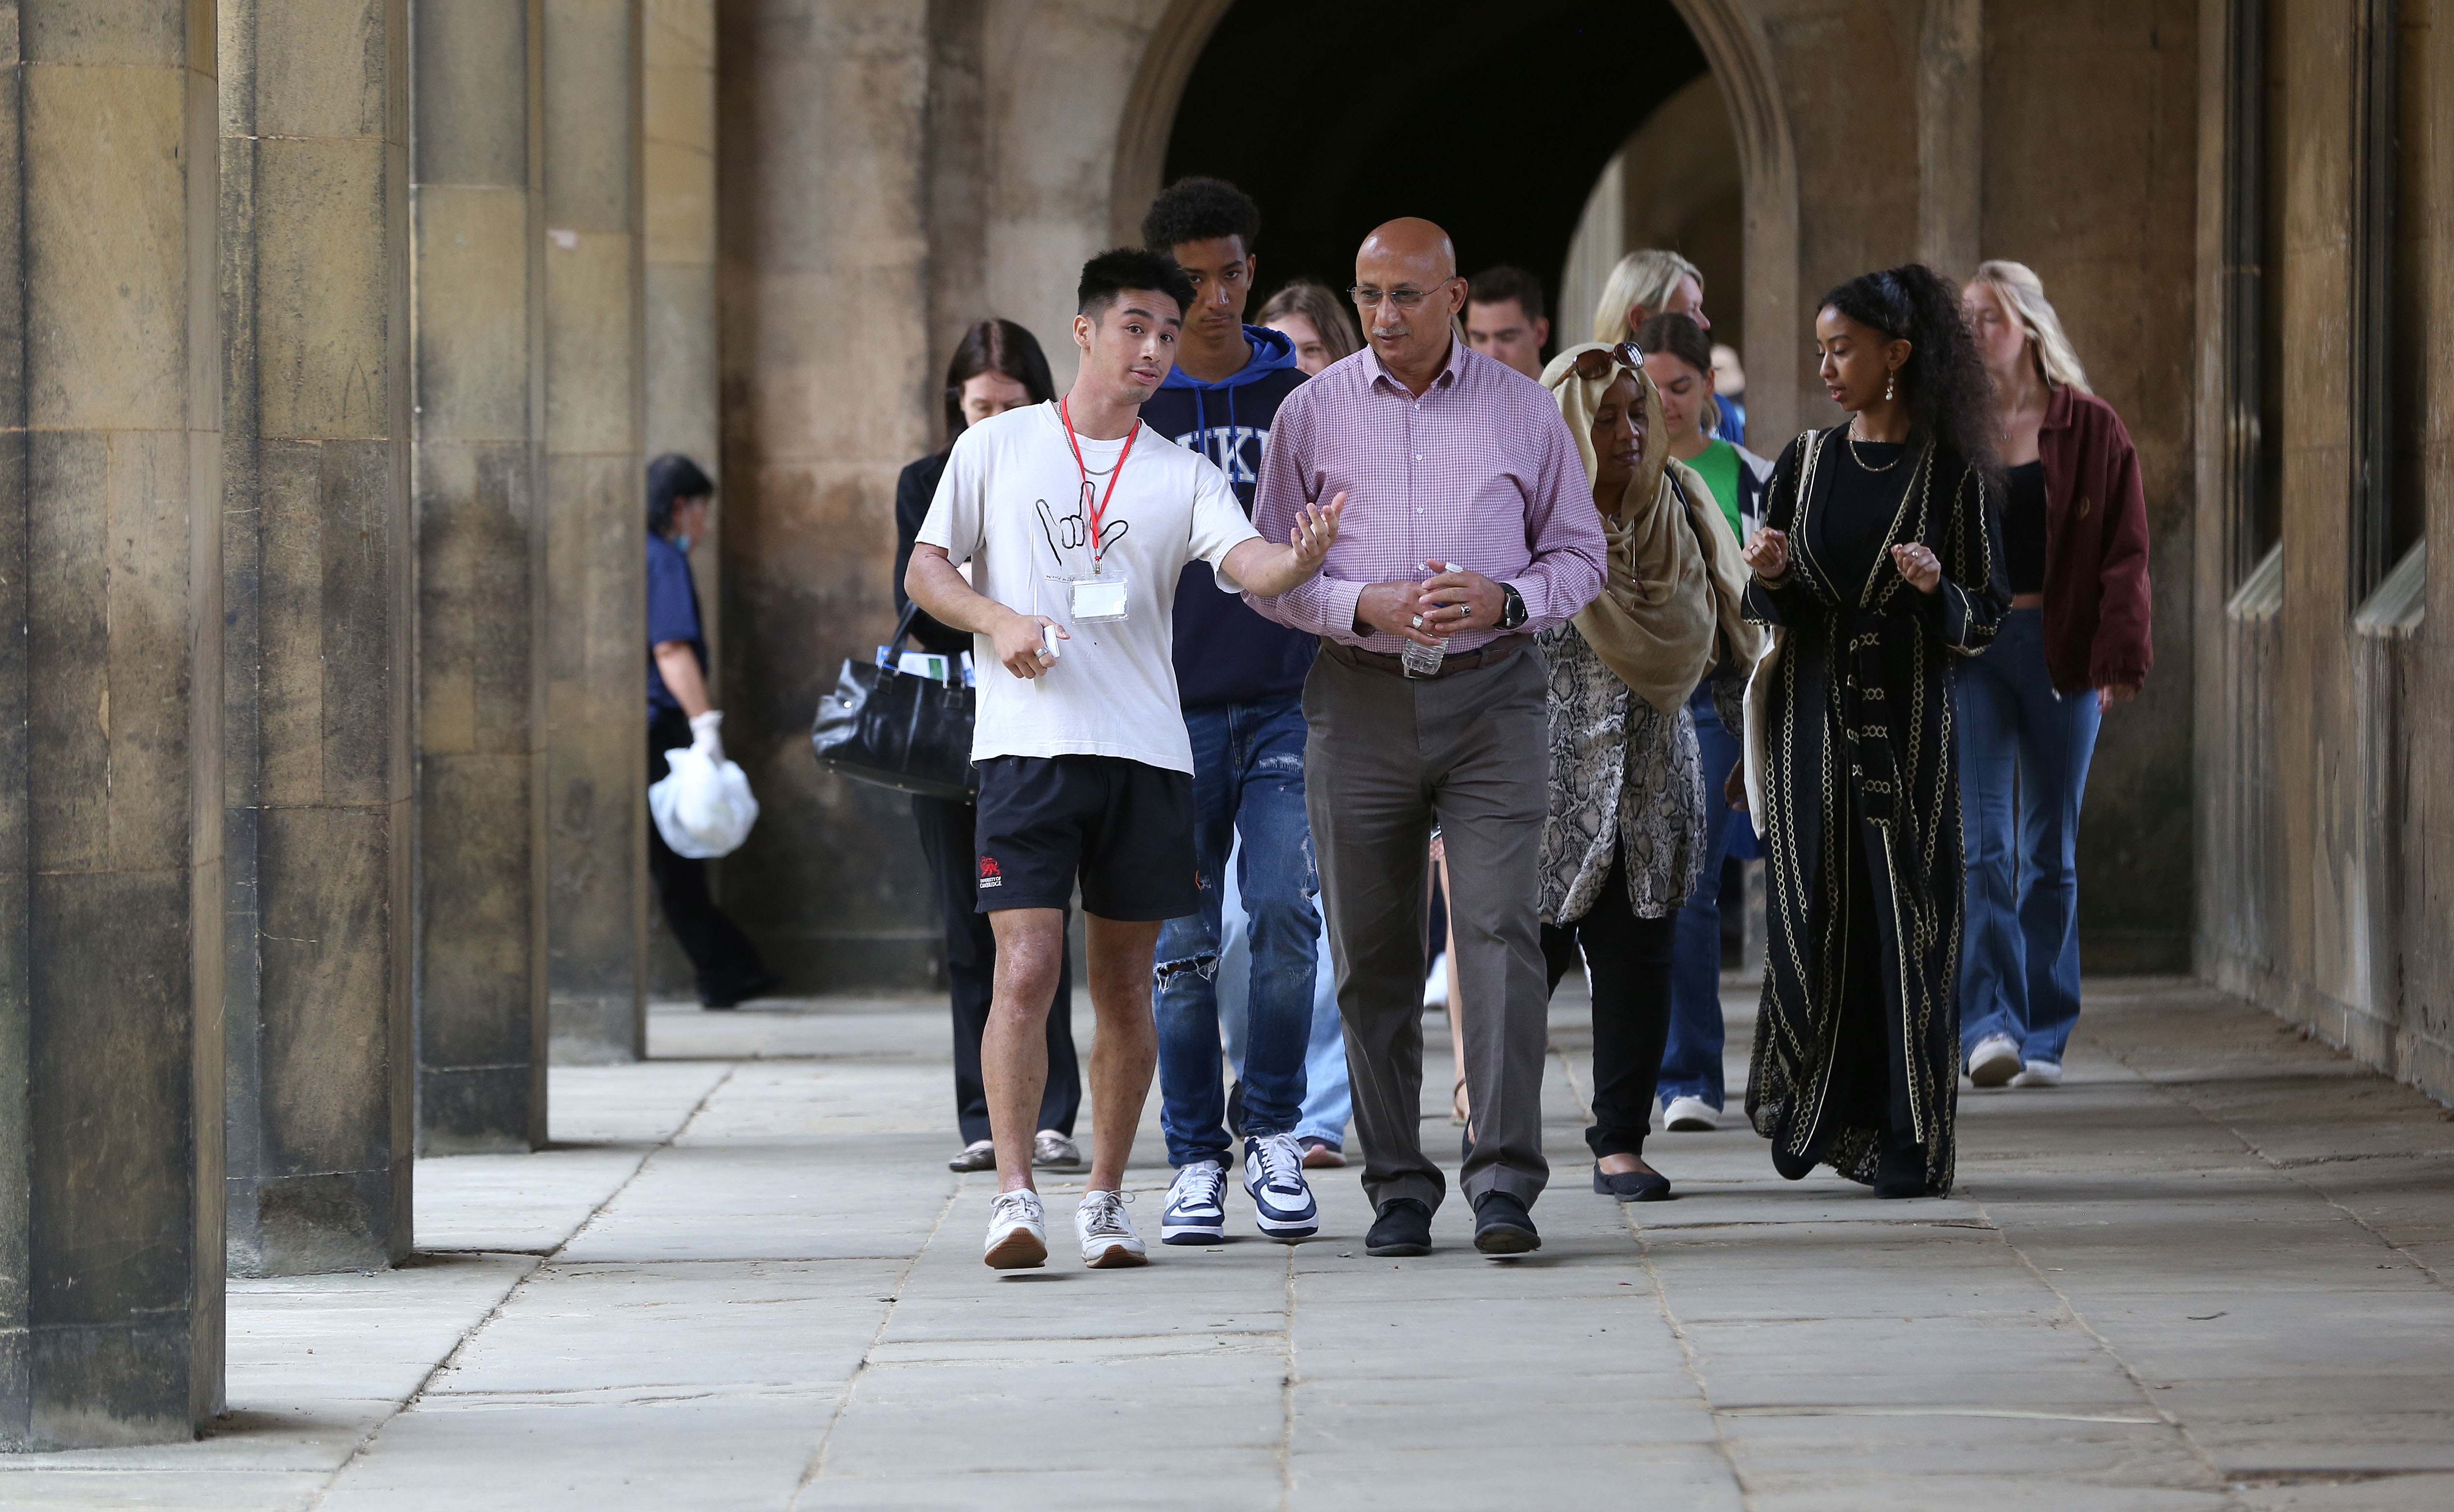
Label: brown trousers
xmin=1302 ymin=645 xmax=1552 ymax=1212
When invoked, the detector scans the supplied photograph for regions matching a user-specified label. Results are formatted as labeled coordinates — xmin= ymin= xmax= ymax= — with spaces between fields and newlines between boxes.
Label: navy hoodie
xmin=1140 ymin=324 xmax=1314 ymax=708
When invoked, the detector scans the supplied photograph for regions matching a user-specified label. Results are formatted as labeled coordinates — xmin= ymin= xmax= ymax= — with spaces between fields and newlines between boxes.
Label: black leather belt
xmin=1320 ymin=634 xmax=1534 ymax=680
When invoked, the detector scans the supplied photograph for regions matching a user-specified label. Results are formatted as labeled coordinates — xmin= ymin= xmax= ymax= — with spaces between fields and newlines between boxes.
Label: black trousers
xmin=648 ymin=708 xmax=772 ymax=1004
xmin=912 ymin=793 xmax=1081 ymax=1143
xmin=1542 ymin=854 xmax=1678 ymax=1160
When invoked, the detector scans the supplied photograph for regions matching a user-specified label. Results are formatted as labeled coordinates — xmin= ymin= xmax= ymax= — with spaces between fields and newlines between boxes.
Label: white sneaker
xmin=1075 ymin=1189 xmax=1149 ymax=1269
xmin=1967 ymin=1033 xmax=2022 ymax=1088
xmin=1422 ymin=951 xmax=1450 ymax=1008
xmin=1162 ymin=1159 xmax=1227 ymax=1245
xmin=1241 ymin=1132 xmax=1320 ymax=1241
xmin=982 ymin=1188 xmax=1047 ymax=1270
xmin=1662 ymin=1095 xmax=1720 ymax=1132
xmin=2011 ymin=1059 xmax=2063 ymax=1088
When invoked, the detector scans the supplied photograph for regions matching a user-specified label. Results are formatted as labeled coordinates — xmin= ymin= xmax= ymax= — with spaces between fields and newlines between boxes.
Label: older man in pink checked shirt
xmin=1248 ymin=218 xmax=1606 ymax=1258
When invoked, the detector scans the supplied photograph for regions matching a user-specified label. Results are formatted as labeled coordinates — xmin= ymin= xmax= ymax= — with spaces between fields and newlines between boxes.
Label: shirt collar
xmin=1365 ymin=336 xmax=1466 ymax=397
xmin=2040 ymin=380 xmax=2077 ymax=432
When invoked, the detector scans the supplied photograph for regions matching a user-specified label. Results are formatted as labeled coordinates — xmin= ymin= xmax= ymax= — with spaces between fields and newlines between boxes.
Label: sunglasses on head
xmin=1571 ymin=341 xmax=1646 ymax=381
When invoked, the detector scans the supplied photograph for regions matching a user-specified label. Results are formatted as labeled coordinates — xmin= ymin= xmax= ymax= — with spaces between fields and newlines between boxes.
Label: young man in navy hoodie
xmin=1139 ymin=177 xmax=1335 ymax=1245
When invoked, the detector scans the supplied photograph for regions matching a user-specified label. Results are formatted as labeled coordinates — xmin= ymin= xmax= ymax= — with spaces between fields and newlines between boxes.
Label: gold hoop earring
xmin=1884 ymin=373 xmax=1897 ymax=403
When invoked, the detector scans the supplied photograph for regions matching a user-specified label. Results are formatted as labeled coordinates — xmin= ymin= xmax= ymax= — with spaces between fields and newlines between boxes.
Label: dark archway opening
xmin=1162 ymin=0 xmax=1707 ymax=332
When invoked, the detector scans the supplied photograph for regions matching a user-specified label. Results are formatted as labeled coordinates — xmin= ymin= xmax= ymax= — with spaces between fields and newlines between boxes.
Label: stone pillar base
xmin=551 ymin=995 xmax=646 ymax=1065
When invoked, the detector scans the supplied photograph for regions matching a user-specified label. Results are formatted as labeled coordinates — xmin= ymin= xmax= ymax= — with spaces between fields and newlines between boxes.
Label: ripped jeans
xmin=1153 ymin=694 xmax=1320 ymax=1168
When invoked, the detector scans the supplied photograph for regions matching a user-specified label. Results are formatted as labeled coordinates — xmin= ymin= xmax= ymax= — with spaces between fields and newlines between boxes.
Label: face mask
xmin=673 ymin=533 xmax=692 ymax=553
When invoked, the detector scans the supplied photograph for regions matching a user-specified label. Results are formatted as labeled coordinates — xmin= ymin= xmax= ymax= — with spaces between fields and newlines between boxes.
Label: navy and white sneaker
xmin=1161 ymin=1159 xmax=1228 ymax=1245
xmin=1241 ymin=1132 xmax=1319 ymax=1241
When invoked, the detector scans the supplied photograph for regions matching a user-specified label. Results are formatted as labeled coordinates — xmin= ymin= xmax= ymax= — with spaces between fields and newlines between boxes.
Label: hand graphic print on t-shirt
xmin=1035 ymin=490 xmax=1130 ymax=568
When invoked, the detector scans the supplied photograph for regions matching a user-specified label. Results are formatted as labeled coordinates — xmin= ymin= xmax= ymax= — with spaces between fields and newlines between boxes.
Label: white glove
xmin=689 ymin=709 xmax=725 ymax=764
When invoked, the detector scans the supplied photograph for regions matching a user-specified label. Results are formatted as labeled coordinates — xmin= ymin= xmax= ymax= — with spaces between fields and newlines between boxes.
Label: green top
xmin=1687 ymin=438 xmax=1744 ymax=539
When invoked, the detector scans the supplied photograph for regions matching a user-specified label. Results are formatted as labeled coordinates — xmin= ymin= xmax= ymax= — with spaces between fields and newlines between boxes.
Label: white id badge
xmin=1067 ymin=572 xmax=1131 ymax=623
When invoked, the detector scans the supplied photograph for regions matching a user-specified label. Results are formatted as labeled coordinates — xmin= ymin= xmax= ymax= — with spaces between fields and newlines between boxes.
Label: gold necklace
xmin=1847 ymin=421 xmax=1903 ymax=473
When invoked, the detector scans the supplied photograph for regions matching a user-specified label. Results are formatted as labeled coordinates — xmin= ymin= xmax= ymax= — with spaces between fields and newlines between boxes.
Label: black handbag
xmin=810 ymin=603 xmax=978 ymax=801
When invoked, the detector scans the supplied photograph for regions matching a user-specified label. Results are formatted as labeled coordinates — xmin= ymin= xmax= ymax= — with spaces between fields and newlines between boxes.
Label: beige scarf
xmin=1541 ymin=344 xmax=1760 ymax=713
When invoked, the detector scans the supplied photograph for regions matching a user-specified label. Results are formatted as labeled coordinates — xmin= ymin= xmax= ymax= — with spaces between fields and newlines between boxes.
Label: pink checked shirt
xmin=1246 ymin=340 xmax=1606 ymax=654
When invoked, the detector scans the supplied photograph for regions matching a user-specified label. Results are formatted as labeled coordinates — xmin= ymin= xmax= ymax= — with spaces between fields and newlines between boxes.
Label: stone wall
xmin=2197 ymin=0 xmax=2454 ymax=1104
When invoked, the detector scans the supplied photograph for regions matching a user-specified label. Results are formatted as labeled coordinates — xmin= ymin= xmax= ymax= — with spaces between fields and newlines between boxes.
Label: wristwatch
xmin=1498 ymin=583 xmax=1528 ymax=631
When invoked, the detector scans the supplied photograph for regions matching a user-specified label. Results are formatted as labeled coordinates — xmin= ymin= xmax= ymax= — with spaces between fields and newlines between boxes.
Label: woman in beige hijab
xmin=1534 ymin=341 xmax=1761 ymax=1202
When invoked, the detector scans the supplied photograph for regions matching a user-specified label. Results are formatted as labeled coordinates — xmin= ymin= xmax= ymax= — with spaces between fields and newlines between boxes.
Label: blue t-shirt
xmin=646 ymin=532 xmax=705 ymax=716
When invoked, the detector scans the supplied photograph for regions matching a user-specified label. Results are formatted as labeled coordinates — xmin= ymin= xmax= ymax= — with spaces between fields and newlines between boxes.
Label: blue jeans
xmin=1956 ymin=609 xmax=2100 ymax=1066
xmin=1659 ymin=683 xmax=1740 ymax=1110
xmin=1217 ymin=842 xmax=1350 ymax=1149
xmin=1153 ymin=696 xmax=1320 ymax=1168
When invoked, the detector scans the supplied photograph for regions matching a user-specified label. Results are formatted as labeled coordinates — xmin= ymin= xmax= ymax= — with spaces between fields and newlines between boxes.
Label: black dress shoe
xmin=1472 ymin=1191 xmax=1540 ymax=1255
xmin=1365 ymin=1198 xmax=1433 ymax=1257
xmin=1591 ymin=1163 xmax=1672 ymax=1203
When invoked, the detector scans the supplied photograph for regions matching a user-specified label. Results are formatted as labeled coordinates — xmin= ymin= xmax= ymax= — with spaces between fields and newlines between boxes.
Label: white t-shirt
xmin=916 ymin=402 xmax=1261 ymax=774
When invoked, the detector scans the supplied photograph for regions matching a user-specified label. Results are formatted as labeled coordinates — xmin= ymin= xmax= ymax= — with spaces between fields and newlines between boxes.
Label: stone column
xmin=0 ymin=1 xmax=228 ymax=1445
xmin=642 ymin=0 xmax=715 ymax=995
xmin=413 ymin=0 xmax=551 ymax=1148
xmin=717 ymin=1 xmax=936 ymax=988
xmin=1918 ymin=0 xmax=1985 ymax=279
xmin=218 ymin=0 xmax=415 ymax=1280
xmin=545 ymin=0 xmax=649 ymax=1060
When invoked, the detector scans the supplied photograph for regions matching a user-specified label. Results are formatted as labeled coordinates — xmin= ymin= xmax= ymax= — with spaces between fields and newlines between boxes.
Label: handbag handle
xmin=890 ymin=597 xmax=925 ymax=651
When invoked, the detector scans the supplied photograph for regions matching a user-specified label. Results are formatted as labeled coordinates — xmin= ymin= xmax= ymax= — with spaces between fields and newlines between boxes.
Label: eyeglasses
xmin=1348 ymin=279 xmax=1457 ymax=310
xmin=1570 ymin=342 xmax=1647 ymax=381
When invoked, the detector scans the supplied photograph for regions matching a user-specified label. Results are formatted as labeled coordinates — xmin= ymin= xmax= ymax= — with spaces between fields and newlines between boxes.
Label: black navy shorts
xmin=972 ymin=754 xmax=1199 ymax=920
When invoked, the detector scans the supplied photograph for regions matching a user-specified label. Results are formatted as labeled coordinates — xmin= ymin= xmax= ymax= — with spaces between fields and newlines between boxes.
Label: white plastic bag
xmin=649 ymin=746 xmax=759 ymax=859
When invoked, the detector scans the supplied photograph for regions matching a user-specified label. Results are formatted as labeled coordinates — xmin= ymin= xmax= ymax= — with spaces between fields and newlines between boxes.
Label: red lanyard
xmin=1059 ymin=396 xmax=1138 ymax=572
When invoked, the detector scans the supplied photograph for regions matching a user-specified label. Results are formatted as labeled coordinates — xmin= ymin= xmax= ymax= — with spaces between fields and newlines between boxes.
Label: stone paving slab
xmin=4 ymin=978 xmax=2453 ymax=1509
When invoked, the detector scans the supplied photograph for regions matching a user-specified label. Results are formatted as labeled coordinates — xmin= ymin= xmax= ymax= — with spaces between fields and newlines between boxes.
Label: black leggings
xmin=1542 ymin=854 xmax=1679 ymax=1160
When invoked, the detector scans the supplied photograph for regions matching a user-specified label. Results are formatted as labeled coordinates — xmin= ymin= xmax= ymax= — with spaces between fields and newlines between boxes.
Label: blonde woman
xmin=1591 ymin=249 xmax=1740 ymax=443
xmin=1954 ymin=261 xmax=2151 ymax=1091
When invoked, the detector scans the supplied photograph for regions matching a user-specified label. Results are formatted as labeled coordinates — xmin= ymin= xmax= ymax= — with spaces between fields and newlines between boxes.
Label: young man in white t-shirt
xmin=907 ymin=248 xmax=1342 ymax=1270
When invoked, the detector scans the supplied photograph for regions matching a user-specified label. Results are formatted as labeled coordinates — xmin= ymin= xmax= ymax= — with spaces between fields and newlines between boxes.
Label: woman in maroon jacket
xmin=1956 ymin=262 xmax=2152 ymax=1090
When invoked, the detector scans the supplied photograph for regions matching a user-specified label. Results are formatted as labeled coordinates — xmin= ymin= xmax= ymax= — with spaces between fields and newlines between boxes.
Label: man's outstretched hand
xmin=1288 ymin=493 xmax=1343 ymax=572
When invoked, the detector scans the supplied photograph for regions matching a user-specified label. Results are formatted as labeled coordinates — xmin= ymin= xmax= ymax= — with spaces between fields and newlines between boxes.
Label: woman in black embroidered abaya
xmin=1736 ymin=266 xmax=2009 ymax=1197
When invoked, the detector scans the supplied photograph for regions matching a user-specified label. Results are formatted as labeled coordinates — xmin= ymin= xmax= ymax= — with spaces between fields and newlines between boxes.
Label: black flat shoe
xmin=1873 ymin=1129 xmax=1933 ymax=1198
xmin=1365 ymin=1197 xmax=1433 ymax=1257
xmin=1472 ymin=1191 xmax=1540 ymax=1255
xmin=1592 ymin=1163 xmax=1672 ymax=1203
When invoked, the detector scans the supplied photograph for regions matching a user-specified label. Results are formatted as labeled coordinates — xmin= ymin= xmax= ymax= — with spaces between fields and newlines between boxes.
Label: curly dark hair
xmin=1140 ymin=175 xmax=1261 ymax=254
xmin=1818 ymin=263 xmax=1997 ymax=476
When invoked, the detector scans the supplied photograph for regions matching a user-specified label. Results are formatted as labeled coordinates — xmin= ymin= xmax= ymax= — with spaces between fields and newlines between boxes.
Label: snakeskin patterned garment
xmin=1535 ymin=625 xmax=1707 ymax=927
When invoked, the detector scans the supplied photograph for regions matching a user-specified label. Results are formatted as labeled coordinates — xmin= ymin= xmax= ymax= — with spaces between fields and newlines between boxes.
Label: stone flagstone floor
xmin=4 ymin=978 xmax=2453 ymax=1509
